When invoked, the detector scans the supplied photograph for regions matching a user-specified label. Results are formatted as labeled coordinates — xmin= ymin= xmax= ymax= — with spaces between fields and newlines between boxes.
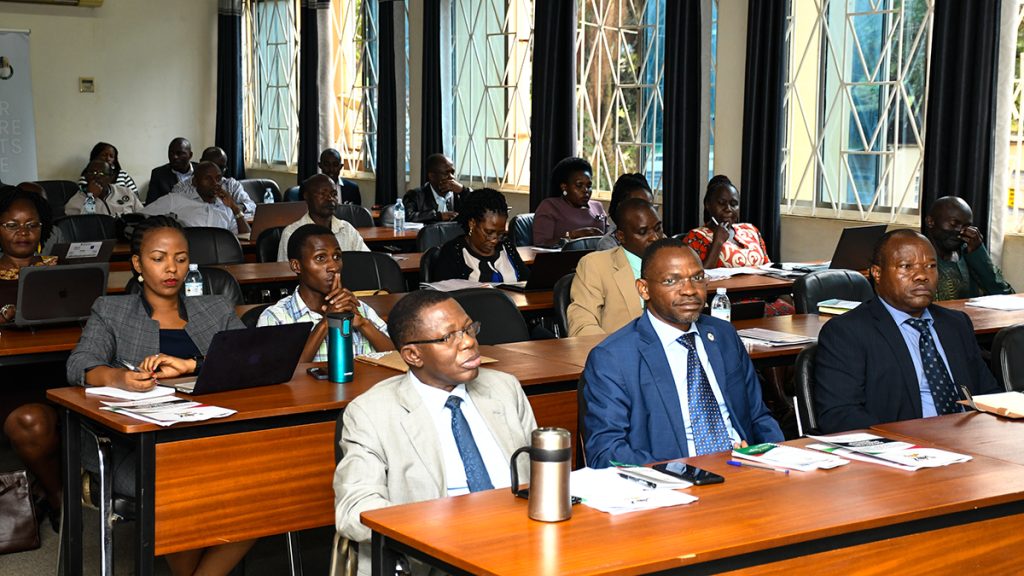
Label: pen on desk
xmin=727 ymin=460 xmax=789 ymax=474
xmin=618 ymin=472 xmax=657 ymax=489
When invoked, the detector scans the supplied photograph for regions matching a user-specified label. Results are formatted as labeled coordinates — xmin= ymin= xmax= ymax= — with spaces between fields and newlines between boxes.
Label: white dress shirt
xmin=410 ymin=372 xmax=510 ymax=496
xmin=276 ymin=213 xmax=370 ymax=261
xmin=647 ymin=311 xmax=741 ymax=454
xmin=141 ymin=192 xmax=239 ymax=233
xmin=171 ymin=177 xmax=256 ymax=218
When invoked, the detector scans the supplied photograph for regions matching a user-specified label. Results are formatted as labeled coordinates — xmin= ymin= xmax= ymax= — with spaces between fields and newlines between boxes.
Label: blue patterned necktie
xmin=678 ymin=333 xmax=734 ymax=455
xmin=444 ymin=396 xmax=494 ymax=492
xmin=905 ymin=318 xmax=962 ymax=415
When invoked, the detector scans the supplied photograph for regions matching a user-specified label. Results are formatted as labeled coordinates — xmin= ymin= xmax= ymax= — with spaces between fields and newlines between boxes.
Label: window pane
xmin=329 ymin=0 xmax=378 ymax=175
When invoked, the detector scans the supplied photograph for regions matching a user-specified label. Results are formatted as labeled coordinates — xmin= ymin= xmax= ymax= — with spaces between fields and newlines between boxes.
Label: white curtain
xmin=990 ymin=0 xmax=1021 ymax=263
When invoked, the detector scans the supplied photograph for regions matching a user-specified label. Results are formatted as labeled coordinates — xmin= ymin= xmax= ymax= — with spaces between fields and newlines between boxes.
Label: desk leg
xmin=60 ymin=409 xmax=83 ymax=576
xmin=134 ymin=432 xmax=156 ymax=575
xmin=370 ymin=531 xmax=400 ymax=576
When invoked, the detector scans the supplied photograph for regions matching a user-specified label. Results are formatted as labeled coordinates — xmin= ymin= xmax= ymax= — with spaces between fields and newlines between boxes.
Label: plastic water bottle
xmin=710 ymin=287 xmax=731 ymax=322
xmin=184 ymin=264 xmax=203 ymax=297
xmin=83 ymin=193 xmax=96 ymax=214
xmin=263 ymin=187 xmax=275 ymax=203
xmin=393 ymin=197 xmax=406 ymax=233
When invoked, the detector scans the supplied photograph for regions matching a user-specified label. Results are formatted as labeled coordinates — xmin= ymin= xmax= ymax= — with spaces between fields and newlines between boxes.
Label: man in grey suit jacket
xmin=334 ymin=290 xmax=537 ymax=575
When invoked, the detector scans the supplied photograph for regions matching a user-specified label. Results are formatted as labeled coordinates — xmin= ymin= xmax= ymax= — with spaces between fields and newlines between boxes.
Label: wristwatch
xmin=0 ymin=304 xmax=14 ymax=321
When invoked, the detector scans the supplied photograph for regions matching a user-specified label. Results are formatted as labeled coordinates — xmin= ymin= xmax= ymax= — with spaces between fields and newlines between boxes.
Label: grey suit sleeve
xmin=66 ymin=299 xmax=118 ymax=386
xmin=333 ymin=401 xmax=394 ymax=543
xmin=814 ymin=318 xmax=879 ymax=433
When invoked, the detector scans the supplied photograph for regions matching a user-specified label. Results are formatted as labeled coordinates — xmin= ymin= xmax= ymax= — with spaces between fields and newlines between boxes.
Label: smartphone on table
xmin=653 ymin=462 xmax=725 ymax=485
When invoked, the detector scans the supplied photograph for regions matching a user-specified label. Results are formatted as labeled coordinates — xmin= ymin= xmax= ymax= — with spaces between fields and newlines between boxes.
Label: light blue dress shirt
xmin=878 ymin=298 xmax=954 ymax=418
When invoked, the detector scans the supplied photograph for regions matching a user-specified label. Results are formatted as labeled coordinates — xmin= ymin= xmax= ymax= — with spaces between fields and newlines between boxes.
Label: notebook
xmin=499 ymin=249 xmax=592 ymax=292
xmin=168 ymin=322 xmax=313 ymax=395
xmin=14 ymin=263 xmax=109 ymax=327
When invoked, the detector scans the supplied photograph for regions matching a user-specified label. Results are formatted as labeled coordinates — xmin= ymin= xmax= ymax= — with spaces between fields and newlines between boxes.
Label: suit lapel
xmin=694 ymin=320 xmax=747 ymax=439
xmin=397 ymin=375 xmax=446 ymax=493
xmin=637 ymin=315 xmax=688 ymax=456
xmin=467 ymin=376 xmax=523 ymax=459
xmin=611 ymin=248 xmax=642 ymax=316
xmin=868 ymin=299 xmax=923 ymax=415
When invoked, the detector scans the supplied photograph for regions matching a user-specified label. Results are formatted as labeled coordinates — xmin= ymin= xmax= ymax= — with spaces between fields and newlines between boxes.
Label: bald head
xmin=924 ymin=195 xmax=974 ymax=257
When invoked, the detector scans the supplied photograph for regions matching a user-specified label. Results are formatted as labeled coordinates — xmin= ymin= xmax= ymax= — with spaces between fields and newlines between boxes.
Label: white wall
xmin=0 ymin=0 xmax=217 ymax=195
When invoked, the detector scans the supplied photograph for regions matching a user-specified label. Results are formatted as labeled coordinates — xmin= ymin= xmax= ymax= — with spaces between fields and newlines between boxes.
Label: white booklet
xmin=965 ymin=295 xmax=1024 ymax=311
xmin=732 ymin=443 xmax=848 ymax=472
xmin=419 ymin=279 xmax=493 ymax=292
xmin=86 ymin=386 xmax=176 ymax=401
xmin=806 ymin=433 xmax=971 ymax=471
xmin=99 ymin=396 xmax=236 ymax=427
xmin=570 ymin=468 xmax=697 ymax=515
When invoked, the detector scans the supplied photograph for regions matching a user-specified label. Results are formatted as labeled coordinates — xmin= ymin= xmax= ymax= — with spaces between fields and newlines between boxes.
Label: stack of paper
xmin=570 ymin=468 xmax=697 ymax=515
xmin=419 ymin=279 xmax=493 ymax=291
xmin=732 ymin=443 xmax=848 ymax=472
xmin=737 ymin=328 xmax=816 ymax=347
xmin=86 ymin=386 xmax=176 ymax=401
xmin=806 ymin=433 xmax=971 ymax=471
xmin=704 ymin=266 xmax=770 ymax=280
xmin=356 ymin=351 xmax=497 ymax=373
xmin=99 ymin=396 xmax=236 ymax=427
xmin=965 ymin=295 xmax=1024 ymax=311
xmin=961 ymin=391 xmax=1024 ymax=419
xmin=815 ymin=298 xmax=862 ymax=315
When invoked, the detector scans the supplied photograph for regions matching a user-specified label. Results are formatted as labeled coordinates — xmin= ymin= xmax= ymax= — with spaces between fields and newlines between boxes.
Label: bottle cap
xmin=716 ymin=287 xmax=727 ymax=295
xmin=189 ymin=264 xmax=199 ymax=271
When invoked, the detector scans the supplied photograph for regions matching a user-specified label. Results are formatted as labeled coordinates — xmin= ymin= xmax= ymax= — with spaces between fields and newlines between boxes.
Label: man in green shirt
xmin=923 ymin=196 xmax=1013 ymax=301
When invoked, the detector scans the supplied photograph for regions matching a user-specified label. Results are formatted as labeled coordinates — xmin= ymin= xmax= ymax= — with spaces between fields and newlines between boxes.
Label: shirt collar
xmin=288 ymin=289 xmax=322 ymax=321
xmin=646 ymin=309 xmax=698 ymax=349
xmin=409 ymin=370 xmax=469 ymax=411
xmin=878 ymin=296 xmax=934 ymax=326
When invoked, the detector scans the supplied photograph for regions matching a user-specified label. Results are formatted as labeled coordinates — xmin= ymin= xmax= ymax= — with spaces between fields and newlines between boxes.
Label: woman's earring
xmin=562 ymin=190 xmax=568 ymax=196
xmin=137 ymin=274 xmax=144 ymax=283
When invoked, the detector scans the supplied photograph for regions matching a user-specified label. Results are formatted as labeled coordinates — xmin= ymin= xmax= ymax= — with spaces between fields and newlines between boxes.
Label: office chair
xmin=256 ymin=226 xmax=284 ymax=263
xmin=991 ymin=323 xmax=1024 ymax=392
xmin=508 ymin=213 xmax=535 ymax=247
xmin=793 ymin=344 xmax=820 ymax=435
xmin=792 ymin=269 xmax=874 ymax=314
xmin=552 ymin=272 xmax=575 ymax=338
xmin=240 ymin=303 xmax=272 ymax=328
xmin=124 ymin=266 xmax=244 ymax=307
xmin=284 ymin=185 xmax=302 ymax=202
xmin=36 ymin=180 xmax=79 ymax=220
xmin=449 ymin=288 xmax=530 ymax=345
xmin=379 ymin=203 xmax=395 ymax=228
xmin=239 ymin=178 xmax=282 ymax=204
xmin=53 ymin=214 xmax=119 ymax=242
xmin=416 ymin=222 xmax=464 ymax=252
xmin=335 ymin=204 xmax=375 ymax=228
xmin=562 ymin=236 xmax=603 ymax=252
xmin=184 ymin=226 xmax=245 ymax=265
xmin=419 ymin=246 xmax=442 ymax=284
xmin=341 ymin=251 xmax=406 ymax=293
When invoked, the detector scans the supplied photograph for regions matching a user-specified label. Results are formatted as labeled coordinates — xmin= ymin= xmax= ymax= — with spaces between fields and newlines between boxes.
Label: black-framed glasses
xmin=406 ymin=321 xmax=482 ymax=346
xmin=1 ymin=221 xmax=42 ymax=233
xmin=654 ymin=273 xmax=708 ymax=288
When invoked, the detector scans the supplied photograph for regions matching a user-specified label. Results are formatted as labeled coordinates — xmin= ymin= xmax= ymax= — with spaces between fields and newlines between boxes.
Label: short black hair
xmin=387 ymin=290 xmax=455 ymax=348
xmin=456 ymin=188 xmax=508 ymax=232
xmin=870 ymin=228 xmax=924 ymax=267
xmin=609 ymin=173 xmax=652 ymax=225
xmin=702 ymin=174 xmax=738 ymax=222
xmin=319 ymin=148 xmax=341 ymax=163
xmin=87 ymin=142 xmax=121 ymax=172
xmin=640 ymin=236 xmax=696 ymax=279
xmin=0 ymin=185 xmax=54 ymax=246
xmin=130 ymin=216 xmax=184 ymax=259
xmin=287 ymin=223 xmax=336 ymax=261
xmin=425 ymin=153 xmax=449 ymax=174
xmin=169 ymin=137 xmax=191 ymax=151
xmin=614 ymin=198 xmax=657 ymax=230
xmin=200 ymin=146 xmax=225 ymax=161
xmin=551 ymin=156 xmax=593 ymax=196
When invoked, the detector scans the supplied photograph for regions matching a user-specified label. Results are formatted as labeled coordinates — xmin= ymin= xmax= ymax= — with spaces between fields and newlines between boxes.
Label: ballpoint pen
xmin=618 ymin=472 xmax=658 ymax=489
xmin=727 ymin=459 xmax=790 ymax=474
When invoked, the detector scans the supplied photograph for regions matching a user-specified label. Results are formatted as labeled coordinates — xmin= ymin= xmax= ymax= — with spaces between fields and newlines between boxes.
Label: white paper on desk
xmin=737 ymin=328 xmax=816 ymax=346
xmin=85 ymin=385 xmax=176 ymax=401
xmin=99 ymin=396 xmax=236 ymax=427
xmin=402 ymin=222 xmax=425 ymax=230
xmin=570 ymin=468 xmax=697 ymax=515
xmin=807 ymin=433 xmax=971 ymax=470
xmin=420 ymin=279 xmax=493 ymax=291
xmin=704 ymin=266 xmax=770 ymax=280
xmin=965 ymin=295 xmax=1024 ymax=311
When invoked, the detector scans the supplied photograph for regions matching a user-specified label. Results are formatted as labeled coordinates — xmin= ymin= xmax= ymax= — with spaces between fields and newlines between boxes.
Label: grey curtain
xmin=376 ymin=0 xmax=401 ymax=204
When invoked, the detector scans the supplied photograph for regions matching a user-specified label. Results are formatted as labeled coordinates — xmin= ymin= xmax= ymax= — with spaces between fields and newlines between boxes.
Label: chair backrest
xmin=416 ymin=222 xmax=464 ymax=252
xmin=508 ymin=213 xmax=534 ymax=247
xmin=283 ymin=185 xmax=302 ymax=202
xmin=792 ymin=269 xmax=874 ymax=314
xmin=183 ymin=226 xmax=245 ymax=265
xmin=794 ymin=344 xmax=820 ymax=435
xmin=341 ymin=251 xmax=406 ymax=293
xmin=562 ymin=236 xmax=604 ymax=252
xmin=379 ymin=203 xmax=395 ymax=227
xmin=449 ymin=288 xmax=530 ymax=345
xmin=552 ymin=272 xmax=575 ymax=338
xmin=991 ymin=323 xmax=1024 ymax=392
xmin=240 ymin=303 xmax=272 ymax=329
xmin=256 ymin=226 xmax=283 ymax=263
xmin=335 ymin=204 xmax=375 ymax=228
xmin=36 ymin=180 xmax=79 ymax=220
xmin=239 ymin=178 xmax=282 ymax=204
xmin=419 ymin=246 xmax=442 ymax=284
xmin=53 ymin=214 xmax=119 ymax=242
xmin=124 ymin=266 xmax=244 ymax=306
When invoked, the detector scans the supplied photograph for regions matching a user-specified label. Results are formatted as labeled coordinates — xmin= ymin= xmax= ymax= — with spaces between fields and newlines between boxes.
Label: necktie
xmin=678 ymin=333 xmax=734 ymax=455
xmin=905 ymin=318 xmax=962 ymax=415
xmin=444 ymin=396 xmax=494 ymax=492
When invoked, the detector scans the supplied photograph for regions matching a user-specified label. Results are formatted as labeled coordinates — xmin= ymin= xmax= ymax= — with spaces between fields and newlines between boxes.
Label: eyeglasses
xmin=84 ymin=170 xmax=109 ymax=177
xmin=406 ymin=321 xmax=482 ymax=346
xmin=473 ymin=227 xmax=506 ymax=241
xmin=653 ymin=273 xmax=708 ymax=288
xmin=0 ymin=221 xmax=43 ymax=233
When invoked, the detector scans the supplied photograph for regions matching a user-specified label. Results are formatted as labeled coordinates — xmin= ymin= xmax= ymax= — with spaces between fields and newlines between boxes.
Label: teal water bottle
xmin=327 ymin=312 xmax=354 ymax=383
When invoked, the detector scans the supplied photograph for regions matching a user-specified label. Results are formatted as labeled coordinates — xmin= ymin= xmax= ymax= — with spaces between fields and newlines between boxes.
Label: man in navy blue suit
xmin=582 ymin=238 xmax=783 ymax=467
xmin=814 ymin=229 xmax=1000 ymax=433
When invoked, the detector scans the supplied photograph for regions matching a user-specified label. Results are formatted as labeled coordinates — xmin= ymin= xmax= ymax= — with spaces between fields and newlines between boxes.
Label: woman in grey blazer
xmin=67 ymin=216 xmax=252 ymax=576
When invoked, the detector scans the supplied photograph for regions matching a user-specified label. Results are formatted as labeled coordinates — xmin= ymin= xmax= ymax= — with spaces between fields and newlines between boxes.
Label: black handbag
xmin=0 ymin=470 xmax=40 ymax=554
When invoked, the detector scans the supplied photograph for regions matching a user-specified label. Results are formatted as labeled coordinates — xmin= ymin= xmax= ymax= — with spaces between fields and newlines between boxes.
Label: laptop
xmin=828 ymin=224 xmax=888 ymax=270
xmin=169 ymin=322 xmax=313 ymax=395
xmin=500 ymin=249 xmax=592 ymax=292
xmin=14 ymin=263 xmax=109 ymax=327
xmin=50 ymin=240 xmax=117 ymax=264
xmin=247 ymin=201 xmax=309 ymax=242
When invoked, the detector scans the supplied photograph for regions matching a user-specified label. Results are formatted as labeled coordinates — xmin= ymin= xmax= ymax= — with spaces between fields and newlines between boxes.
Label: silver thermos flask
xmin=509 ymin=427 xmax=572 ymax=522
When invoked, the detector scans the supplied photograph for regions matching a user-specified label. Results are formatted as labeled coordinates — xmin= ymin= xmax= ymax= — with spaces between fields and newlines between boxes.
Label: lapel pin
xmin=707 ymin=332 xmax=715 ymax=342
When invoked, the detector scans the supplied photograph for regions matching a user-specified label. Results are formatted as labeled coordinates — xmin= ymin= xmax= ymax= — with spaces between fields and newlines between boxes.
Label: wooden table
xmin=936 ymin=295 xmax=1024 ymax=334
xmin=361 ymin=290 xmax=555 ymax=319
xmin=362 ymin=432 xmax=1024 ymax=575
xmin=873 ymin=411 xmax=1024 ymax=465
